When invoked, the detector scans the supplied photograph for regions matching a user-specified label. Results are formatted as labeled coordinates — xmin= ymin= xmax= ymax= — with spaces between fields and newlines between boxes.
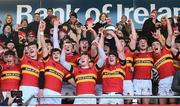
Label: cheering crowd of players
xmin=0 ymin=8 xmax=180 ymax=105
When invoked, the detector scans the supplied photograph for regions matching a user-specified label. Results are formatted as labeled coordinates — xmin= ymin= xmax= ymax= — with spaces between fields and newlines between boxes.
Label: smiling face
xmin=108 ymin=54 xmax=117 ymax=66
xmin=4 ymin=25 xmax=12 ymax=33
xmin=6 ymin=15 xmax=13 ymax=24
xmin=104 ymin=45 xmax=110 ymax=55
xmin=34 ymin=14 xmax=40 ymax=22
xmin=150 ymin=10 xmax=157 ymax=19
xmin=79 ymin=54 xmax=90 ymax=67
xmin=80 ymin=40 xmax=89 ymax=53
xmin=27 ymin=35 xmax=35 ymax=42
xmin=52 ymin=51 xmax=60 ymax=62
xmin=4 ymin=54 xmax=14 ymax=65
xmin=138 ymin=39 xmax=148 ymax=51
xmin=7 ymin=42 xmax=15 ymax=50
xmin=45 ymin=42 xmax=53 ymax=54
xmin=64 ymin=42 xmax=73 ymax=54
xmin=100 ymin=13 xmax=107 ymax=22
xmin=152 ymin=41 xmax=161 ymax=54
xmin=21 ymin=20 xmax=28 ymax=28
xmin=28 ymin=44 xmax=38 ymax=59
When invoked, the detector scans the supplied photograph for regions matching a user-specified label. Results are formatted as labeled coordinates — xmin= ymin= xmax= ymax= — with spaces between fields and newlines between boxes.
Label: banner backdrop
xmin=0 ymin=0 xmax=179 ymax=29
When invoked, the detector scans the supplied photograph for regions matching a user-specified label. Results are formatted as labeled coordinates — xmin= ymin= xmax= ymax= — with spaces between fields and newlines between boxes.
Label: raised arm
xmin=166 ymin=16 xmax=173 ymax=47
xmin=38 ymin=21 xmax=48 ymax=58
xmin=60 ymin=44 xmax=73 ymax=71
xmin=37 ymin=26 xmax=42 ymax=51
xmin=89 ymin=27 xmax=98 ymax=39
xmin=128 ymin=19 xmax=137 ymax=51
xmin=171 ymin=35 xmax=178 ymax=56
xmin=53 ymin=18 xmax=60 ymax=49
xmin=92 ymin=39 xmax=106 ymax=68
xmin=108 ymin=30 xmax=126 ymax=60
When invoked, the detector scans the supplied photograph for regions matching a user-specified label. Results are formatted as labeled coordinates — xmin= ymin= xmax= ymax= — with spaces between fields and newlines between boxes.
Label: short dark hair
xmin=21 ymin=19 xmax=28 ymax=24
xmin=45 ymin=39 xmax=53 ymax=47
xmin=47 ymin=8 xmax=53 ymax=11
xmin=79 ymin=37 xmax=89 ymax=43
xmin=28 ymin=41 xmax=38 ymax=48
xmin=70 ymin=11 xmax=77 ymax=18
xmin=4 ymin=50 xmax=15 ymax=56
xmin=138 ymin=36 xmax=148 ymax=42
xmin=151 ymin=39 xmax=162 ymax=46
xmin=34 ymin=12 xmax=40 ymax=16
xmin=5 ymin=39 xmax=14 ymax=46
xmin=3 ymin=24 xmax=13 ymax=32
xmin=99 ymin=12 xmax=108 ymax=20
xmin=109 ymin=50 xmax=118 ymax=58
xmin=51 ymin=48 xmax=61 ymax=55
xmin=80 ymin=52 xmax=91 ymax=58
xmin=104 ymin=41 xmax=110 ymax=47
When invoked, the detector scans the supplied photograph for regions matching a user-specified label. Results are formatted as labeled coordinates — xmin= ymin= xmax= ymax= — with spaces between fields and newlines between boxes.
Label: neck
xmin=81 ymin=65 xmax=89 ymax=69
xmin=140 ymin=49 xmax=147 ymax=53
xmin=30 ymin=55 xmax=37 ymax=60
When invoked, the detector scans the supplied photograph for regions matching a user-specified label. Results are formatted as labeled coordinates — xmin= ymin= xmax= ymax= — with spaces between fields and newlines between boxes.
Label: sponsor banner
xmin=0 ymin=0 xmax=179 ymax=29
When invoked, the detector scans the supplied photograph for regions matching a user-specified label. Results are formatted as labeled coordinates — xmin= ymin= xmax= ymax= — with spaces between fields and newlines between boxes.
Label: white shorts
xmin=96 ymin=84 xmax=102 ymax=96
xmin=99 ymin=93 xmax=124 ymax=104
xmin=40 ymin=88 xmax=62 ymax=104
xmin=123 ymin=80 xmax=134 ymax=96
xmin=133 ymin=79 xmax=152 ymax=96
xmin=19 ymin=86 xmax=39 ymax=105
xmin=2 ymin=91 xmax=10 ymax=99
xmin=158 ymin=76 xmax=174 ymax=96
xmin=74 ymin=94 xmax=96 ymax=104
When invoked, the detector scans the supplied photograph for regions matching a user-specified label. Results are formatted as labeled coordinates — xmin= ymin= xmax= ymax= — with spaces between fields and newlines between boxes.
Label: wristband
xmin=39 ymin=31 xmax=44 ymax=36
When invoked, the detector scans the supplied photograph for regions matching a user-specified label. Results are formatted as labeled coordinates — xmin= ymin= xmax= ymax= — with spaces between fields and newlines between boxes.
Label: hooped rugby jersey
xmin=153 ymin=46 xmax=175 ymax=79
xmin=44 ymin=56 xmax=72 ymax=93
xmin=133 ymin=52 xmax=153 ymax=79
xmin=0 ymin=64 xmax=21 ymax=91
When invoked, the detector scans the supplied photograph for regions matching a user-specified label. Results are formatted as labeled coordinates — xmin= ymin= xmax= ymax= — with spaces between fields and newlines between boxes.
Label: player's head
xmin=79 ymin=53 xmax=91 ymax=67
xmin=118 ymin=37 xmax=126 ymax=48
xmin=51 ymin=48 xmax=61 ymax=62
xmin=151 ymin=39 xmax=162 ymax=54
xmin=45 ymin=39 xmax=53 ymax=54
xmin=104 ymin=41 xmax=110 ymax=55
xmin=63 ymin=40 xmax=73 ymax=54
xmin=28 ymin=41 xmax=38 ymax=59
xmin=138 ymin=37 xmax=148 ymax=51
xmin=108 ymin=51 xmax=118 ymax=66
xmin=4 ymin=50 xmax=15 ymax=65
xmin=79 ymin=38 xmax=89 ymax=53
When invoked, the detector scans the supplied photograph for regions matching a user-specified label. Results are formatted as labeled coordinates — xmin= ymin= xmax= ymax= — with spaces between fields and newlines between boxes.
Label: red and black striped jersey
xmin=102 ymin=63 xmax=126 ymax=93
xmin=20 ymin=55 xmax=44 ymax=87
xmin=69 ymin=65 xmax=100 ymax=95
xmin=43 ymin=56 xmax=72 ymax=93
xmin=0 ymin=64 xmax=21 ymax=91
xmin=154 ymin=47 xmax=175 ymax=79
xmin=133 ymin=52 xmax=153 ymax=79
